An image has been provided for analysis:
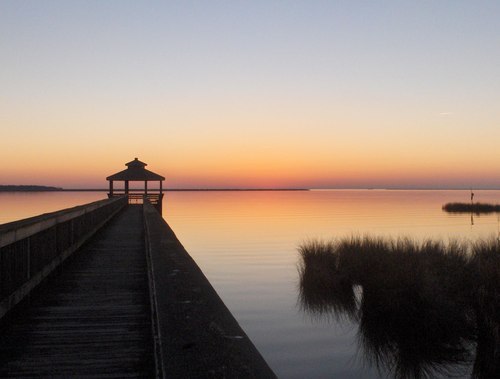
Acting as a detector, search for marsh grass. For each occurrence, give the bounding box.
[443,202,500,214]
[298,236,500,379]
[298,240,359,320]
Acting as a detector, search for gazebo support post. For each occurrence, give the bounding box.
[157,180,164,215]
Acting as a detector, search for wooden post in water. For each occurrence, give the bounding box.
[106,158,165,214]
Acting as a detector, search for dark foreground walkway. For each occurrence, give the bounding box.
[0,205,153,377]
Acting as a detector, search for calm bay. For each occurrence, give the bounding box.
[2,189,500,378]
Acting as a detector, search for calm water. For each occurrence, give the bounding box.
[2,190,500,378]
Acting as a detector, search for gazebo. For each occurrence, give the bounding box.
[106,158,165,214]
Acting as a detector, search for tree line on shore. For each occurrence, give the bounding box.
[0,185,62,192]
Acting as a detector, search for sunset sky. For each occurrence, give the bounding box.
[1,1,499,189]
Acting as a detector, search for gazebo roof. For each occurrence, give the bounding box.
[106,158,165,181]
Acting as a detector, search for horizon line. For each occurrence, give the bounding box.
[6,188,500,192]
[2,185,500,192]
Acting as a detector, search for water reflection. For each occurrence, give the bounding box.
[298,238,500,378]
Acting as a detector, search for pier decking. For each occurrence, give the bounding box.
[0,201,276,378]
[0,205,153,377]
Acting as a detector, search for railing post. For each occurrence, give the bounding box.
[27,238,30,281]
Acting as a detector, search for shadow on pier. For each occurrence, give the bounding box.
[0,199,275,378]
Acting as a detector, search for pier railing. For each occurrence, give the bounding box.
[0,196,127,320]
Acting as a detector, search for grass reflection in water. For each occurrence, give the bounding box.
[298,237,500,379]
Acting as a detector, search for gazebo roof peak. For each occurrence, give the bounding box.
[126,158,147,168]
[106,158,165,181]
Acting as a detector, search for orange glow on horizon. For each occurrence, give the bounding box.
[3,127,500,189]
[3,153,500,189]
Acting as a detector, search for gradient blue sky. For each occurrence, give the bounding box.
[1,1,499,188]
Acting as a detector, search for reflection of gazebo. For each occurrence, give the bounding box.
[106,158,165,214]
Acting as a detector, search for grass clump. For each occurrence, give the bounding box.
[298,236,500,379]
[443,202,500,214]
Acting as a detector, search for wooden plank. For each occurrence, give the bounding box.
[0,205,154,378]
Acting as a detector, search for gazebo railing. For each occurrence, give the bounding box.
[110,193,163,205]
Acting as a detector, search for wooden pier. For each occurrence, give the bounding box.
[0,200,276,378]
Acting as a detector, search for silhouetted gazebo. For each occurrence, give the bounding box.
[106,158,165,213]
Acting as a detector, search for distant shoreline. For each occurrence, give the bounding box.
[2,186,500,192]
[0,186,310,192]
[0,185,63,192]
[64,188,311,192]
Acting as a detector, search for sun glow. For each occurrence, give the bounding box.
[1,2,499,189]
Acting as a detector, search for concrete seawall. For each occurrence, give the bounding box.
[144,201,276,378]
